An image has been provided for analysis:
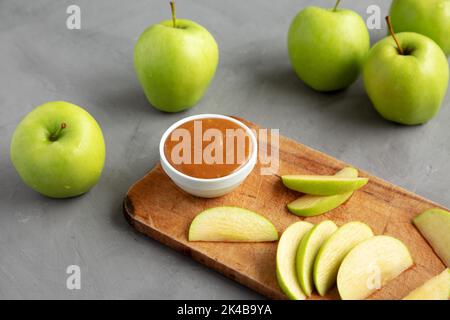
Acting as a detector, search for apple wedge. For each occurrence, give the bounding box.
[337,236,413,300]
[296,220,338,296]
[313,221,374,296]
[413,208,450,267]
[188,207,278,242]
[287,167,358,217]
[276,221,313,300]
[282,175,368,196]
[403,268,450,300]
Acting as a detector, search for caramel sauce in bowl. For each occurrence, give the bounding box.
[159,114,257,198]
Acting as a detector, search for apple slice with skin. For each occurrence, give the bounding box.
[296,220,338,296]
[403,268,450,300]
[276,221,314,300]
[287,167,358,217]
[281,175,368,196]
[188,207,278,242]
[413,208,450,267]
[337,235,413,300]
[314,221,374,296]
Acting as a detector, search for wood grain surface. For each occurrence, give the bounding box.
[123,118,448,300]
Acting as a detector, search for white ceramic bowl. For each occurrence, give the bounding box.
[159,114,257,198]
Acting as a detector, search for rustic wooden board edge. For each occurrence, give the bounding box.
[123,194,285,300]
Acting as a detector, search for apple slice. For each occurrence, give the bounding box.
[313,221,373,296]
[403,268,450,300]
[188,207,278,242]
[282,174,368,196]
[296,220,338,296]
[337,236,413,300]
[287,167,358,217]
[276,221,314,300]
[413,208,450,267]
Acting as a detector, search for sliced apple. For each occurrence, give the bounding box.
[313,221,374,296]
[188,207,278,242]
[413,208,450,267]
[334,167,358,178]
[282,174,368,196]
[403,268,450,300]
[287,167,358,217]
[337,236,413,300]
[296,220,338,296]
[276,221,314,300]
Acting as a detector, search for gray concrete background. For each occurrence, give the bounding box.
[0,0,449,299]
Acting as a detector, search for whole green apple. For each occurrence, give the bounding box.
[134,2,219,112]
[414,208,450,267]
[390,0,450,55]
[337,236,413,300]
[10,101,106,198]
[287,1,370,91]
[363,26,449,125]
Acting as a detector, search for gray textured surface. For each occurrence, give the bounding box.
[0,0,449,299]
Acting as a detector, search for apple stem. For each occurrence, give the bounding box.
[50,122,67,141]
[333,0,341,11]
[385,16,404,55]
[170,1,177,28]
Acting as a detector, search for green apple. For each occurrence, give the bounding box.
[287,0,370,91]
[134,2,219,112]
[413,208,450,267]
[287,167,358,216]
[403,268,450,300]
[313,221,373,296]
[188,207,278,242]
[296,220,338,296]
[337,236,413,300]
[276,221,313,300]
[363,18,449,125]
[282,175,368,196]
[390,0,450,55]
[10,101,105,198]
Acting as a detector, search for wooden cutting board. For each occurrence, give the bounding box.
[123,117,447,300]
